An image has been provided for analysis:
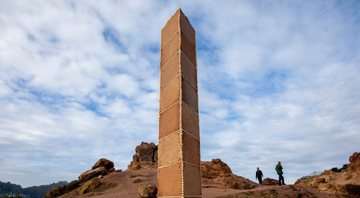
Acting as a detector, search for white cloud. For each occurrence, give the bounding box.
[0,0,359,187]
[106,74,140,97]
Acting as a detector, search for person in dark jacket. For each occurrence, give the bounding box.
[255,167,264,184]
[275,161,285,185]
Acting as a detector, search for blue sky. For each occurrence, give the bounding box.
[0,0,360,187]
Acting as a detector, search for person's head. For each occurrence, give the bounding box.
[278,161,281,164]
[257,167,260,170]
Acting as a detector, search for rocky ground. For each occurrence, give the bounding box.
[216,185,338,198]
[295,152,360,197]
[46,142,359,198]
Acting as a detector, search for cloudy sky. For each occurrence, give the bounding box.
[1,0,360,187]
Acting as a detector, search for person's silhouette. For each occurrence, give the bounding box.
[255,167,263,184]
[275,161,285,185]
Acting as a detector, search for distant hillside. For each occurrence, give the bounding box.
[0,181,67,198]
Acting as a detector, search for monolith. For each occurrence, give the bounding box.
[157,9,202,198]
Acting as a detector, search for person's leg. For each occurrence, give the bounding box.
[259,177,262,184]
[278,174,281,186]
[281,175,285,185]
[279,175,284,185]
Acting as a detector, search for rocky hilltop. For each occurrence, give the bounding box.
[46,142,359,198]
[201,159,256,189]
[127,143,256,190]
[47,142,257,198]
[296,152,360,197]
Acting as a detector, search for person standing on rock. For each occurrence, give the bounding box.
[275,161,285,186]
[255,167,263,184]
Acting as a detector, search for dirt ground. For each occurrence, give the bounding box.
[60,169,337,198]
[212,185,338,198]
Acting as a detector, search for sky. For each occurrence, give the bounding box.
[0,0,360,187]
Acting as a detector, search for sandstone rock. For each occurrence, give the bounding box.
[128,142,157,170]
[201,158,232,179]
[262,178,278,185]
[295,152,360,197]
[343,184,360,196]
[349,152,360,164]
[77,177,101,195]
[78,167,108,182]
[133,178,143,183]
[137,142,157,162]
[138,183,157,198]
[153,149,158,162]
[349,152,360,172]
[314,177,326,184]
[77,158,114,183]
[339,164,349,172]
[92,158,114,171]
[201,159,256,189]
[128,154,141,170]
[331,167,340,172]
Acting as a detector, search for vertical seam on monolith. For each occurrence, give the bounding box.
[178,12,185,198]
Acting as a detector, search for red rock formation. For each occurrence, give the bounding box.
[138,183,157,198]
[92,158,114,171]
[78,167,108,183]
[78,158,114,182]
[296,152,360,197]
[128,142,157,170]
[349,152,360,172]
[201,159,256,189]
[262,178,278,185]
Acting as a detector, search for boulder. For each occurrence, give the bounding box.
[343,184,360,196]
[138,183,157,198]
[136,142,157,163]
[92,158,114,171]
[128,154,141,170]
[262,178,278,185]
[128,142,157,170]
[201,158,232,179]
[339,164,349,172]
[78,167,108,182]
[349,152,360,172]
[349,152,360,164]
[77,177,101,195]
[201,159,256,189]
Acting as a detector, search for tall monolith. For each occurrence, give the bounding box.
[157,9,202,198]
